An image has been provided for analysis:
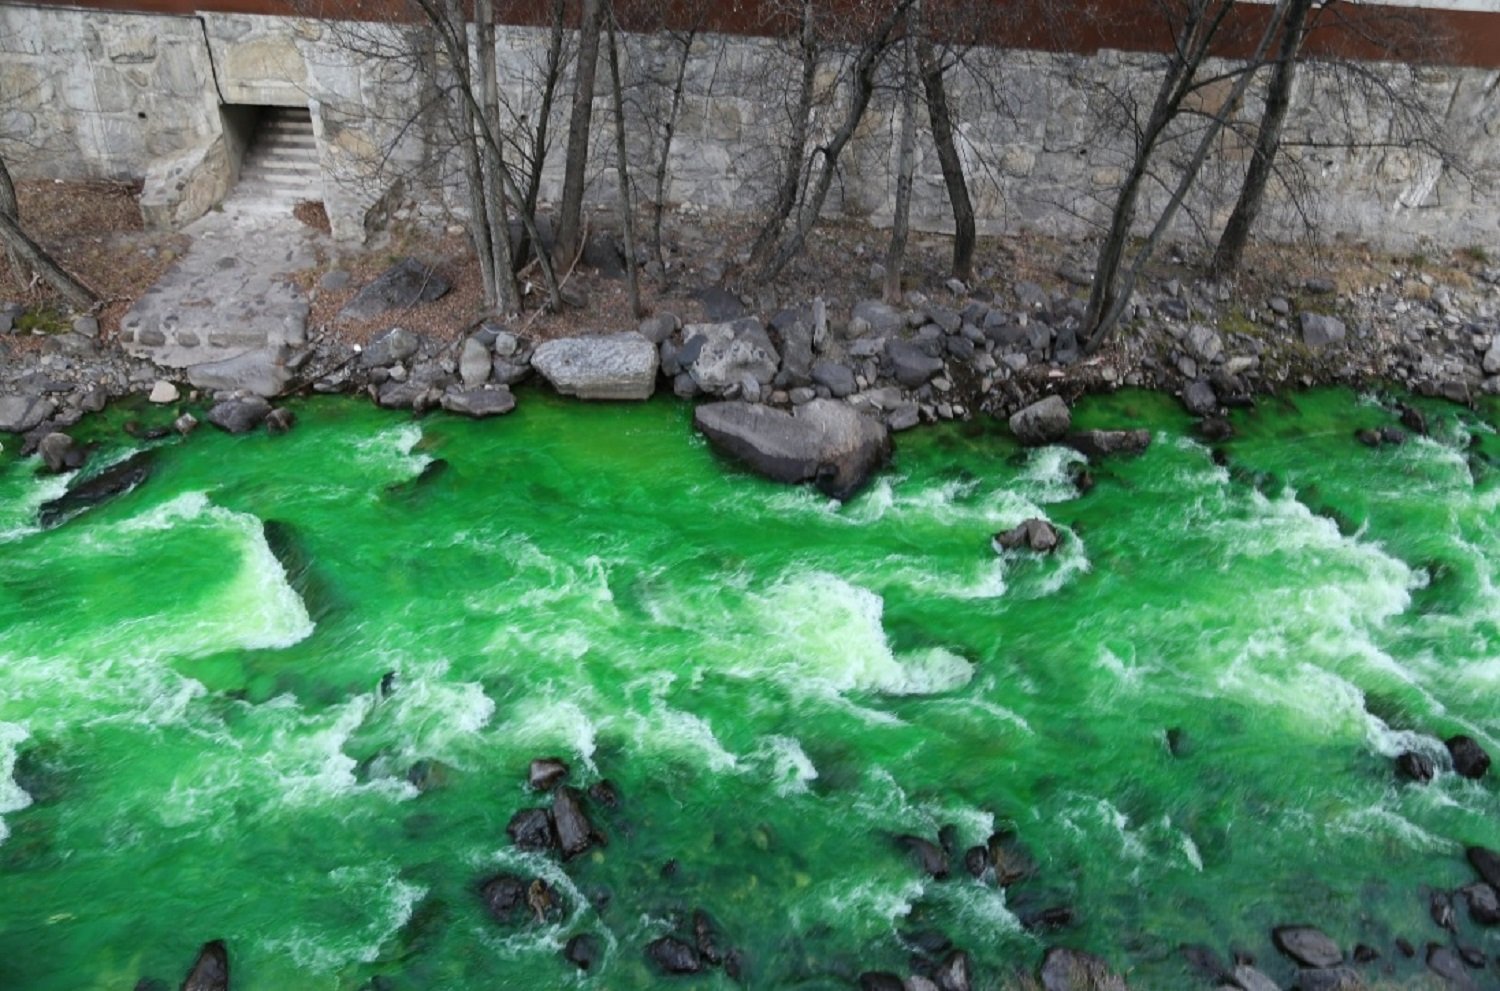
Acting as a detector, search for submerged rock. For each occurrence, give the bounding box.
[531,332,659,401]
[1009,396,1071,446]
[180,940,230,991]
[1395,751,1434,784]
[693,399,890,501]
[38,432,83,474]
[1446,735,1490,779]
[932,950,972,991]
[1065,429,1151,459]
[564,933,602,971]
[646,936,703,975]
[1467,846,1500,889]
[528,757,569,791]
[440,386,516,418]
[1039,947,1128,991]
[552,786,597,859]
[1464,882,1500,926]
[38,449,155,528]
[859,972,906,991]
[1271,926,1343,969]
[1425,944,1473,987]
[1295,966,1362,991]
[479,873,561,925]
[896,834,950,879]
[994,519,1060,554]
[506,807,556,852]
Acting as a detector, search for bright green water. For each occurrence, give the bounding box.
[0,390,1497,990]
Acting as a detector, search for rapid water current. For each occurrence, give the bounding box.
[0,389,1496,990]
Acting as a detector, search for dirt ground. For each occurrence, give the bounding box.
[6,181,1490,357]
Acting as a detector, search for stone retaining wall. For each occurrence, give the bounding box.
[2,6,1497,250]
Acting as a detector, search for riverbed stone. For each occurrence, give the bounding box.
[1464,882,1500,926]
[811,359,857,398]
[459,337,491,387]
[1272,926,1343,969]
[1065,429,1151,458]
[851,299,905,336]
[1183,378,1218,416]
[339,257,449,321]
[1009,395,1071,446]
[1395,750,1435,783]
[532,332,659,401]
[528,757,569,791]
[1468,846,1500,888]
[179,940,229,991]
[1039,947,1128,991]
[685,318,780,395]
[506,807,556,852]
[693,399,891,500]
[552,786,596,859]
[359,327,421,369]
[186,348,295,398]
[0,393,55,434]
[995,518,1060,553]
[887,339,945,387]
[1446,734,1490,778]
[148,380,180,404]
[1301,313,1347,349]
[647,936,702,975]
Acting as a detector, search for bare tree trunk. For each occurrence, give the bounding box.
[444,0,499,310]
[605,5,642,318]
[914,2,974,282]
[747,0,816,275]
[476,0,517,315]
[884,29,917,305]
[0,154,24,285]
[556,0,604,267]
[758,0,916,283]
[0,213,97,311]
[517,0,567,270]
[1086,0,1294,348]
[651,22,699,275]
[1210,0,1315,279]
[1081,0,1237,346]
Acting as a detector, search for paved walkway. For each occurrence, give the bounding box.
[119,190,325,396]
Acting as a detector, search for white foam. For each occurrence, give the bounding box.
[751,735,819,795]
[354,423,432,480]
[0,460,70,543]
[1329,804,1454,853]
[259,865,427,972]
[0,722,32,846]
[506,698,600,773]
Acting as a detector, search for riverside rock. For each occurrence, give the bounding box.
[685,319,780,394]
[896,835,950,879]
[693,399,890,500]
[38,432,82,474]
[0,393,56,434]
[1065,430,1151,459]
[1039,947,1128,991]
[531,332,658,401]
[206,397,272,434]
[459,337,492,388]
[339,258,449,321]
[440,387,516,418]
[1301,313,1347,349]
[528,758,569,791]
[1271,926,1343,968]
[359,327,422,369]
[552,786,597,859]
[995,519,1060,553]
[1009,396,1071,446]
[38,450,155,528]
[1445,735,1490,778]
[180,940,229,991]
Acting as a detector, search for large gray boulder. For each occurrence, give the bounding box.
[0,393,55,434]
[186,348,295,398]
[693,399,891,500]
[1301,313,1347,349]
[532,332,659,400]
[1009,396,1072,446]
[206,397,272,434]
[685,318,781,395]
[181,939,229,991]
[851,299,906,336]
[886,339,944,388]
[339,258,449,321]
[459,337,492,388]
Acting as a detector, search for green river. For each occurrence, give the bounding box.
[0,389,1496,990]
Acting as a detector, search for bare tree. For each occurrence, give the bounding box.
[1080,0,1298,350]
[555,0,605,267]
[883,16,918,304]
[604,2,643,317]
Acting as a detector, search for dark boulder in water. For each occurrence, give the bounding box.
[1197,417,1234,442]
[987,831,1035,887]
[963,845,990,879]
[895,835,950,879]
[933,950,972,991]
[564,933,602,971]
[1395,938,1415,958]
[1271,926,1343,969]
[1064,429,1151,459]
[38,432,85,474]
[1431,891,1457,932]
[588,779,622,808]
[1021,905,1074,932]
[1399,405,1428,436]
[693,399,891,501]
[1446,735,1490,779]
[479,873,561,925]
[264,407,296,435]
[1467,847,1500,888]
[1463,882,1500,926]
[647,936,703,975]
[1228,964,1279,991]
[1177,944,1226,981]
[38,449,155,528]
[1039,947,1128,991]
[506,807,556,852]
[693,909,724,966]
[858,972,906,991]
[1009,396,1071,446]
[180,940,230,991]
[1395,751,1434,783]
[528,757,569,791]
[206,397,271,434]
[553,786,597,859]
[1352,944,1379,964]
[994,518,1060,554]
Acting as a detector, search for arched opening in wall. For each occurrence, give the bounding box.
[227,104,323,213]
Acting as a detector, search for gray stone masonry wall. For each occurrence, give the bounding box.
[2,8,1497,251]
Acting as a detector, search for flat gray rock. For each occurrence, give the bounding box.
[1272,926,1343,969]
[441,386,516,418]
[0,393,56,434]
[206,397,272,434]
[531,332,659,401]
[186,348,295,398]
[339,257,449,321]
[359,327,422,369]
[851,299,906,336]
[1301,313,1347,349]
[693,398,890,500]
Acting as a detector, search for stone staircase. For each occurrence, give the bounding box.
[231,106,322,211]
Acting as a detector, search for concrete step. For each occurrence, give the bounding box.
[242,158,320,176]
